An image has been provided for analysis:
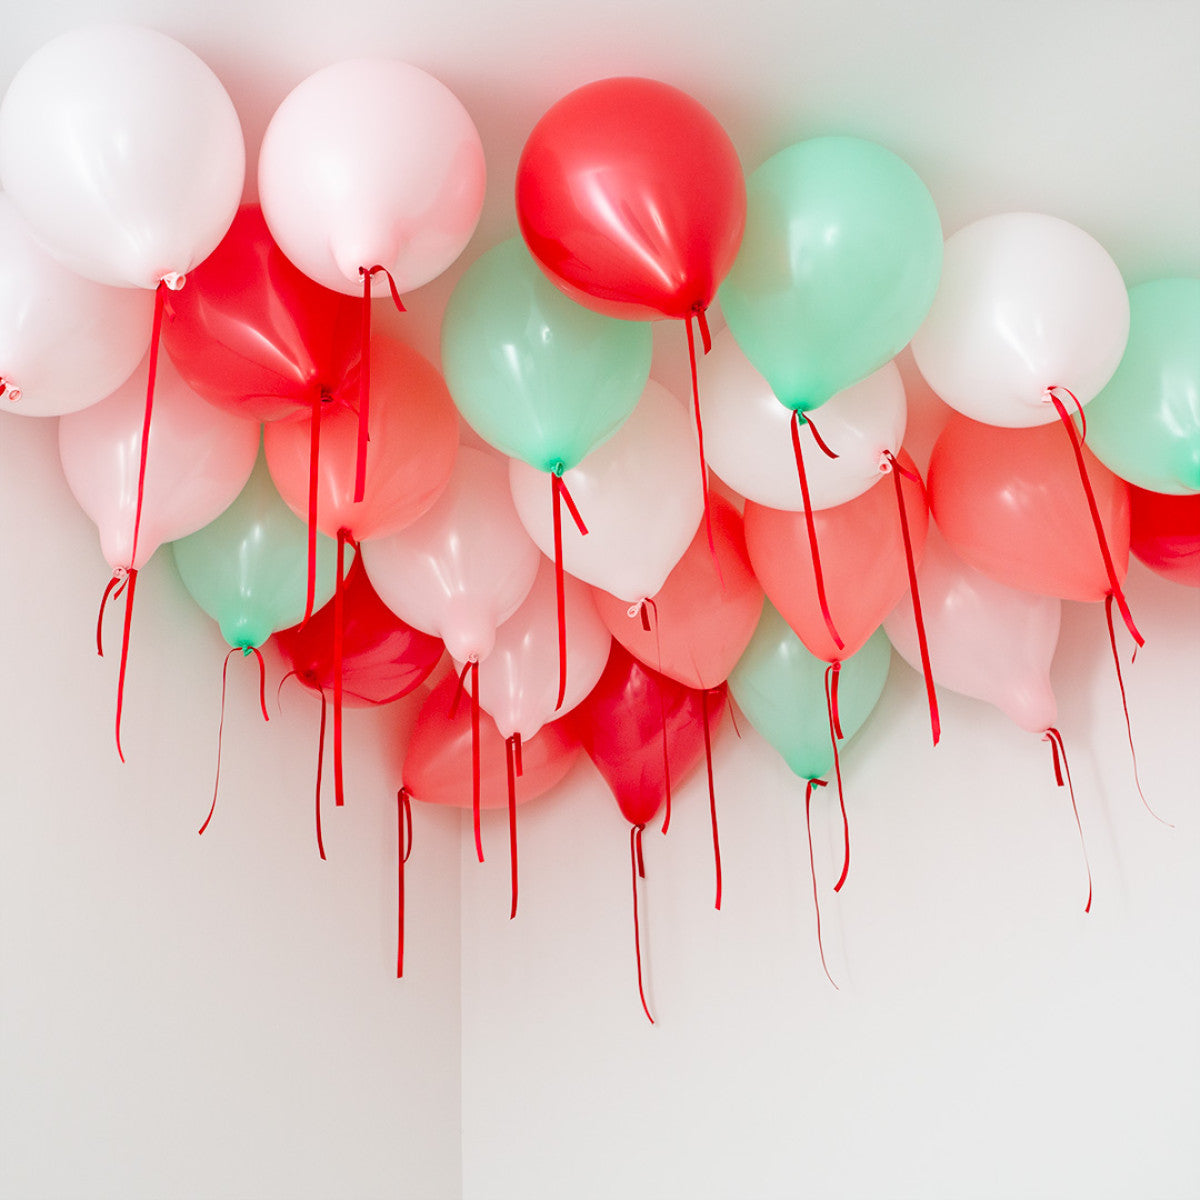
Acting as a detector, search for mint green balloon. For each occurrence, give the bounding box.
[441,237,652,473]
[172,451,342,650]
[718,136,942,411]
[728,600,891,780]
[1083,278,1200,495]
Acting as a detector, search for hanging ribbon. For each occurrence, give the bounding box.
[685,304,719,570]
[701,687,723,911]
[883,450,941,746]
[314,691,328,861]
[630,823,654,1025]
[332,528,352,807]
[629,598,675,836]
[451,658,483,862]
[804,778,838,990]
[824,660,844,741]
[1044,727,1093,914]
[199,646,270,837]
[505,733,523,920]
[356,264,407,505]
[111,568,138,764]
[1046,387,1143,647]
[301,388,326,628]
[824,662,850,892]
[789,409,844,654]
[550,468,588,711]
[396,787,413,979]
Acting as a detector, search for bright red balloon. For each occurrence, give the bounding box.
[745,457,928,662]
[162,203,361,422]
[927,414,1130,601]
[516,77,746,321]
[1129,485,1200,587]
[592,490,763,689]
[403,674,581,811]
[570,643,727,827]
[274,554,444,707]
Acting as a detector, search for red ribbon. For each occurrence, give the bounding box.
[550,470,588,712]
[824,660,844,741]
[396,787,413,978]
[314,691,328,861]
[451,659,483,862]
[630,823,654,1025]
[789,409,844,654]
[1044,727,1093,914]
[701,687,722,911]
[332,529,352,807]
[113,568,139,764]
[825,663,850,892]
[804,778,838,990]
[301,388,325,628]
[505,733,522,920]
[685,306,720,572]
[631,598,675,836]
[356,264,408,505]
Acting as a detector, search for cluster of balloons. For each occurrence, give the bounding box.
[2,26,1197,1011]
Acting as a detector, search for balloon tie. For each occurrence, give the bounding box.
[804,779,839,989]
[551,470,588,712]
[1104,596,1171,826]
[790,410,844,653]
[825,662,850,892]
[505,734,521,920]
[630,824,655,1025]
[701,686,723,910]
[1046,389,1142,648]
[332,529,352,807]
[96,569,129,658]
[686,308,720,576]
[314,691,328,861]
[113,568,139,763]
[396,787,413,978]
[450,659,484,863]
[883,450,940,745]
[824,660,845,741]
[301,389,325,627]
[1044,727,1093,913]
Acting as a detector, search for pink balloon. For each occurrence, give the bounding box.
[360,448,541,664]
[884,524,1061,732]
[58,350,260,570]
[465,556,612,740]
[508,380,704,602]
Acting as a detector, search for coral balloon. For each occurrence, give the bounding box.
[592,491,763,690]
[927,414,1130,601]
[404,675,580,811]
[162,204,361,423]
[884,526,1061,733]
[1129,486,1200,588]
[744,451,928,661]
[516,77,745,321]
[265,335,458,542]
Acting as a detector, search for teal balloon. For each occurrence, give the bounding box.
[441,237,653,473]
[718,136,942,411]
[728,600,891,780]
[1083,278,1200,495]
[172,450,342,650]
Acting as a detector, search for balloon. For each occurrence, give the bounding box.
[172,453,341,650]
[0,195,153,417]
[570,643,727,828]
[927,414,1130,601]
[1129,486,1200,588]
[0,25,243,289]
[744,451,928,661]
[466,557,610,740]
[274,554,443,707]
[258,59,485,297]
[729,603,891,781]
[910,212,1129,427]
[699,327,907,510]
[718,136,942,412]
[1083,278,1200,494]
[441,237,652,472]
[515,77,745,322]
[264,336,459,542]
[509,381,704,602]
[884,526,1061,733]
[360,448,541,664]
[592,490,763,690]
[404,674,580,811]
[58,351,261,571]
[162,204,362,423]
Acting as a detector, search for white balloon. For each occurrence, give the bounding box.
[258,59,486,297]
[699,327,907,510]
[0,195,153,416]
[910,212,1129,427]
[509,380,704,603]
[0,25,244,290]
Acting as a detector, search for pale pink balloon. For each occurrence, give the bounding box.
[883,524,1061,733]
[58,350,261,570]
[360,448,541,663]
[462,556,611,740]
[508,380,704,603]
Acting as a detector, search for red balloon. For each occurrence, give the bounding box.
[162,204,361,422]
[1130,485,1200,587]
[404,674,581,811]
[570,643,727,827]
[274,554,443,707]
[516,77,746,321]
[592,490,763,689]
[745,457,928,662]
[927,414,1130,601]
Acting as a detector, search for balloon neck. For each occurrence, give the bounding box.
[160,272,186,292]
[0,377,19,403]
[552,460,566,478]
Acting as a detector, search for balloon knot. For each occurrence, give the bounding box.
[552,460,566,478]
[161,272,186,291]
